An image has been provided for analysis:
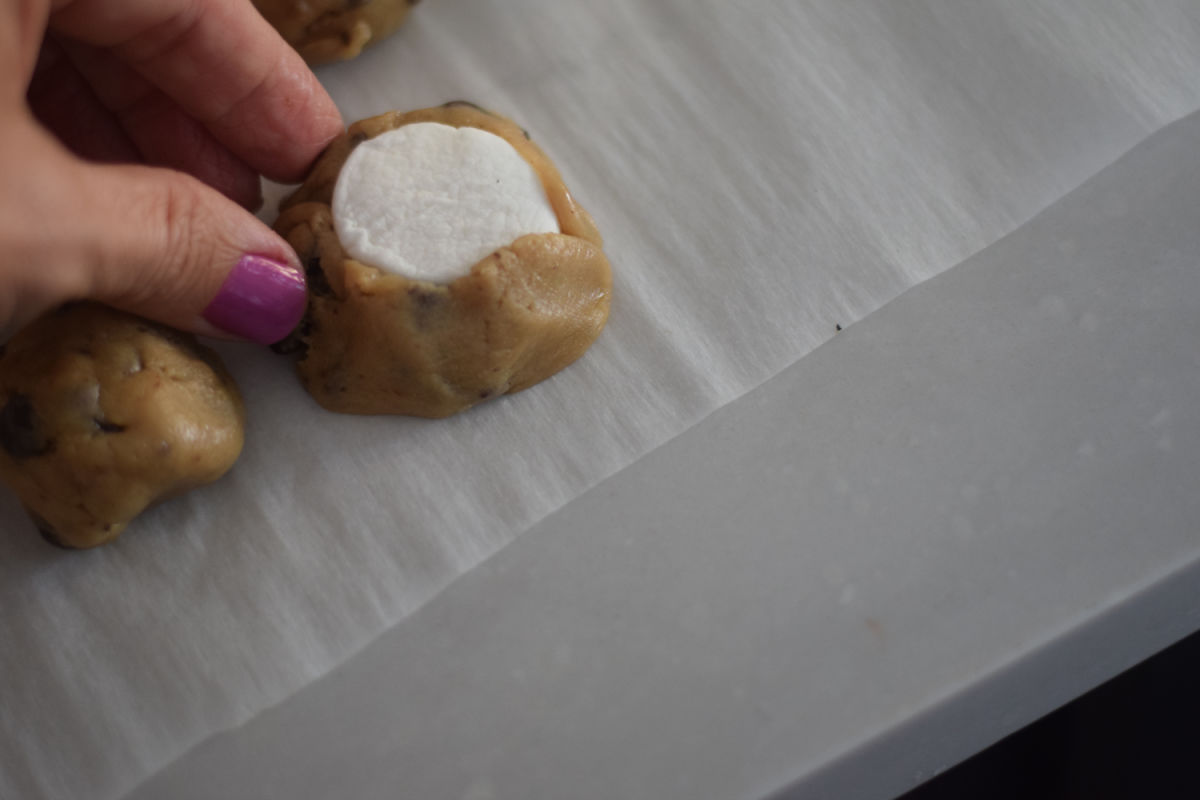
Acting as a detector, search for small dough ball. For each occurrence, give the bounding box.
[274,103,612,418]
[0,304,246,549]
[252,0,420,65]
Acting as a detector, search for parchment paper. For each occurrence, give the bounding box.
[3,2,1199,798]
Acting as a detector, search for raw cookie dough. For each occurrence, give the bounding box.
[0,304,246,549]
[274,103,613,418]
[253,0,419,65]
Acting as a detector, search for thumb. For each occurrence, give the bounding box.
[71,158,306,345]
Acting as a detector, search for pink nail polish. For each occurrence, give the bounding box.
[203,254,307,344]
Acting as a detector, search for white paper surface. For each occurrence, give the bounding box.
[2,2,1199,798]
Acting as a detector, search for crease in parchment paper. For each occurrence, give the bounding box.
[3,1,1200,798]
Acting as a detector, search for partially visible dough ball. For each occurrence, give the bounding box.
[0,304,246,549]
[274,103,613,418]
[253,0,420,65]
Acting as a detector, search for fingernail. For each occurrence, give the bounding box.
[203,254,306,344]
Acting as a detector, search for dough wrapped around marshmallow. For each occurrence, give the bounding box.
[252,0,419,65]
[0,304,246,549]
[274,103,612,418]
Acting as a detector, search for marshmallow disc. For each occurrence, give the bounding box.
[332,122,561,283]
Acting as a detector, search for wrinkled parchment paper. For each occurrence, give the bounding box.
[3,2,1200,797]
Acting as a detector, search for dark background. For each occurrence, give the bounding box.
[901,628,1200,799]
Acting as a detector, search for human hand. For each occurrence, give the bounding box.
[1,0,343,343]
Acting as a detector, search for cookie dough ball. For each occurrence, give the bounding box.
[253,0,419,65]
[0,304,246,549]
[274,103,612,418]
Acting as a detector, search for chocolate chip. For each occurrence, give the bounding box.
[406,287,444,330]
[0,394,53,460]
[39,526,76,550]
[27,511,78,550]
[270,332,307,357]
[271,313,314,357]
[407,286,442,310]
[306,256,333,298]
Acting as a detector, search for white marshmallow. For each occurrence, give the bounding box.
[332,122,561,284]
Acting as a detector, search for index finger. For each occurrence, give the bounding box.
[49,0,344,182]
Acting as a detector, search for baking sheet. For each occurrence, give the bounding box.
[3,2,1200,798]
[126,108,1200,800]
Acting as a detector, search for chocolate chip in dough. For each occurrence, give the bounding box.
[38,525,77,550]
[93,418,127,434]
[0,394,53,460]
[306,256,334,298]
